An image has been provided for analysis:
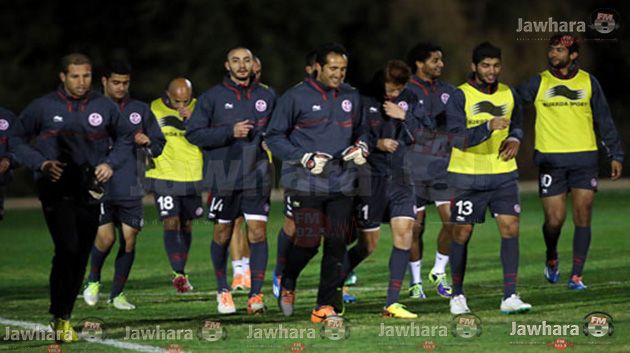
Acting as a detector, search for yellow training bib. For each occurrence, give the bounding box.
[448,82,517,175]
[534,69,595,153]
[145,98,203,182]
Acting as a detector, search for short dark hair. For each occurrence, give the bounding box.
[60,53,91,73]
[407,42,442,70]
[305,50,317,67]
[472,42,501,64]
[103,60,132,78]
[315,42,348,67]
[549,33,579,54]
[225,46,252,60]
[384,60,411,86]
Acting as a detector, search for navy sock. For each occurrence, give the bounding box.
[500,237,519,298]
[249,241,268,296]
[343,243,368,274]
[543,225,561,262]
[182,230,192,253]
[281,245,318,291]
[450,241,468,296]
[571,226,591,277]
[210,240,230,291]
[164,230,187,274]
[111,248,135,298]
[385,247,410,307]
[274,229,292,275]
[88,246,110,282]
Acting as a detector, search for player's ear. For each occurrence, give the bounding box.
[59,72,66,83]
[470,63,476,73]
[224,61,230,72]
[570,51,578,61]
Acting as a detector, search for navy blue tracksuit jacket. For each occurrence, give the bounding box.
[265,78,366,194]
[186,76,276,194]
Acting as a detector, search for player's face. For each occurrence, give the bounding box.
[102,73,130,101]
[384,82,405,100]
[548,44,576,69]
[316,53,348,89]
[167,89,191,109]
[472,58,501,85]
[60,64,92,97]
[421,51,444,79]
[225,48,254,83]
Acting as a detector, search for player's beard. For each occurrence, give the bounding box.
[549,57,570,70]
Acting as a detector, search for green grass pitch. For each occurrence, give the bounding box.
[1,190,629,352]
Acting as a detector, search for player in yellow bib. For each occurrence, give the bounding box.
[517,34,624,290]
[446,42,532,315]
[145,78,204,293]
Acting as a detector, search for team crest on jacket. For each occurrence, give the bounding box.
[255,99,267,112]
[397,101,409,112]
[129,112,142,125]
[441,93,450,104]
[0,119,8,131]
[88,113,103,127]
[341,99,352,112]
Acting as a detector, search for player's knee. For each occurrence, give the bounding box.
[544,216,564,231]
[163,217,180,231]
[248,226,266,243]
[452,225,472,244]
[500,223,519,238]
[213,223,232,245]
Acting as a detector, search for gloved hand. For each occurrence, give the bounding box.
[341,140,369,165]
[301,152,333,175]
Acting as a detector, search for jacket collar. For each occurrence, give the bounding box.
[466,72,498,94]
[305,77,339,101]
[548,61,580,80]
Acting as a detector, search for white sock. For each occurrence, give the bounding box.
[232,260,243,276]
[242,257,250,272]
[409,260,421,285]
[432,252,449,274]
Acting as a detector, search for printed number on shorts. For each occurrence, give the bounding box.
[541,174,553,188]
[157,196,174,211]
[455,200,473,216]
[361,204,369,220]
[209,197,224,212]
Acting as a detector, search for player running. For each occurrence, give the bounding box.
[83,61,165,310]
[186,46,276,315]
[146,78,204,293]
[405,42,456,300]
[446,42,532,315]
[517,34,624,290]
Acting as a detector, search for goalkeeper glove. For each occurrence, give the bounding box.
[341,140,369,165]
[301,152,332,175]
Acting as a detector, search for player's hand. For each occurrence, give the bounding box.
[498,138,520,161]
[376,138,399,153]
[40,160,65,182]
[134,132,151,146]
[488,117,510,131]
[383,101,406,120]
[611,160,623,181]
[178,107,192,120]
[94,163,113,183]
[233,120,254,138]
[0,157,10,175]
[342,140,369,165]
[301,152,332,175]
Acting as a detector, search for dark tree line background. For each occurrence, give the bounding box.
[1,0,627,195]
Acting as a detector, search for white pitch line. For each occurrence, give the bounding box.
[0,317,182,353]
